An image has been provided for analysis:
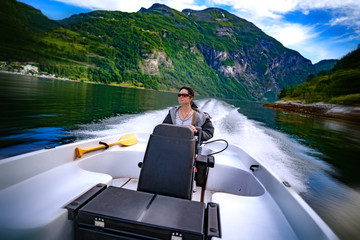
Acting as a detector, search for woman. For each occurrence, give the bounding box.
[163,86,214,141]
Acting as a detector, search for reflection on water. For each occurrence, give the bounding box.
[0,73,179,158]
[251,106,360,240]
[304,170,360,240]
[274,112,360,185]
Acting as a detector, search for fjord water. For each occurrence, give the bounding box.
[1,73,359,239]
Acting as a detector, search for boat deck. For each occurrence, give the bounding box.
[111,177,214,203]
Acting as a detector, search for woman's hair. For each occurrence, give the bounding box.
[179,86,198,109]
[179,86,194,97]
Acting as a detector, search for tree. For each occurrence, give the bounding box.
[278,87,287,99]
[306,74,315,82]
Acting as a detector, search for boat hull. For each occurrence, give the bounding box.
[0,133,338,240]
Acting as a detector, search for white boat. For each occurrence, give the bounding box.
[0,124,338,240]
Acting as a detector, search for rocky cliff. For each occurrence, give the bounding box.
[183,7,315,100]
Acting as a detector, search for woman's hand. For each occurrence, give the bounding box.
[189,125,198,133]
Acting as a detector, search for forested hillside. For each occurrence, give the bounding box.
[314,59,337,73]
[0,0,58,61]
[278,46,360,105]
[1,0,318,100]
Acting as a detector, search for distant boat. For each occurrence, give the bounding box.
[0,124,338,240]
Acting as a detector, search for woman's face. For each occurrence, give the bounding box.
[178,89,193,105]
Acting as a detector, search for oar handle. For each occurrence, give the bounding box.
[75,145,106,158]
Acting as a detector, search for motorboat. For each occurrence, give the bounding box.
[0,124,338,240]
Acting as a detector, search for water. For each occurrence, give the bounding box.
[0,73,180,157]
[1,73,359,239]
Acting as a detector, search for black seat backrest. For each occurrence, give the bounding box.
[137,124,196,199]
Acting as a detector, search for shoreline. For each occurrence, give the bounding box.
[0,71,209,96]
[0,70,76,82]
[263,100,360,124]
[0,70,178,93]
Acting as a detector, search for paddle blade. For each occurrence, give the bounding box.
[119,133,137,146]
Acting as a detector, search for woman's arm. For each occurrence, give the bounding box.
[200,118,214,141]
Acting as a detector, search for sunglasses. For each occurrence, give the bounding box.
[178,93,190,98]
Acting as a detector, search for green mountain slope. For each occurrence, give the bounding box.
[0,0,316,100]
[0,0,58,61]
[314,59,338,73]
[278,46,360,105]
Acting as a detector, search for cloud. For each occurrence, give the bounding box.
[262,22,318,46]
[217,0,360,62]
[329,8,360,32]
[296,0,359,11]
[253,19,325,62]
[212,0,297,18]
[55,0,207,12]
[227,0,360,30]
[161,0,208,11]
[258,19,355,63]
[209,0,360,34]
[54,0,153,12]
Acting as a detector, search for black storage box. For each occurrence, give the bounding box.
[74,187,206,240]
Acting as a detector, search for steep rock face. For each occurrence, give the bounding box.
[265,51,314,87]
[198,44,247,77]
[186,7,315,100]
[139,50,173,75]
[197,42,313,99]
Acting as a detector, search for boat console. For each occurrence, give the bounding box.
[66,124,221,239]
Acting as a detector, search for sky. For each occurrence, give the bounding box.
[18,0,360,64]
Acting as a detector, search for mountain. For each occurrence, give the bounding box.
[182,7,315,100]
[314,59,338,73]
[0,0,316,101]
[278,46,360,105]
[0,0,58,61]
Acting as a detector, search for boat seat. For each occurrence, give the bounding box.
[137,124,196,199]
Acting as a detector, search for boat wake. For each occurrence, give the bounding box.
[72,98,335,194]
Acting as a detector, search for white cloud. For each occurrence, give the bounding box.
[210,0,360,17]
[254,19,326,62]
[296,0,359,10]
[161,0,207,11]
[292,40,353,63]
[210,0,360,31]
[261,22,318,46]
[55,0,207,12]
[54,0,153,12]
[220,0,360,62]
[329,8,360,31]
[209,0,297,14]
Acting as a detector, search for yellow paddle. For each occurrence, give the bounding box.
[75,133,137,158]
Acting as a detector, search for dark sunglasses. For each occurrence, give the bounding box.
[178,94,190,98]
